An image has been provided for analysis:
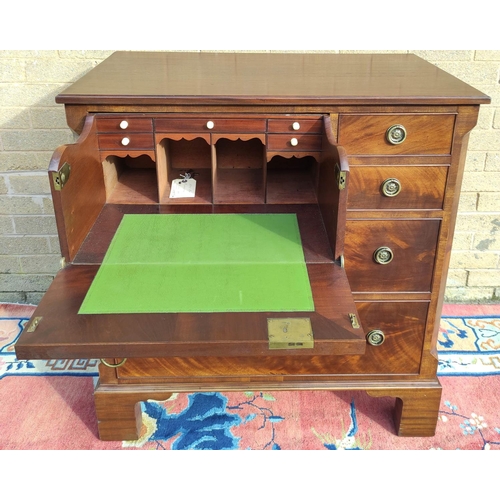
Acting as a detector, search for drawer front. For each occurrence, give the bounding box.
[98,133,154,151]
[155,118,266,133]
[338,114,455,155]
[348,166,448,210]
[267,117,323,134]
[267,134,322,152]
[96,117,153,133]
[353,300,427,374]
[344,219,440,292]
[114,300,427,379]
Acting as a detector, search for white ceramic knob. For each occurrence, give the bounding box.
[119,120,129,130]
[121,137,130,146]
[290,137,298,147]
[206,121,215,129]
[292,121,300,131]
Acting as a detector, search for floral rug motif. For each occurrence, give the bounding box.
[437,315,500,376]
[2,302,500,450]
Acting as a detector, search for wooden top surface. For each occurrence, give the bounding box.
[56,51,490,106]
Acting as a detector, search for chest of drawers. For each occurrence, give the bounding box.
[15,52,490,440]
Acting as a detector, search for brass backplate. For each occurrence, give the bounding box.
[26,316,42,333]
[52,162,71,191]
[335,163,346,190]
[349,313,360,329]
[268,318,314,349]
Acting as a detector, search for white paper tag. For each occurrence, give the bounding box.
[169,178,196,198]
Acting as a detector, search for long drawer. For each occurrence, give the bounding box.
[112,301,428,379]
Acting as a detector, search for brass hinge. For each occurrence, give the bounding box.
[52,162,71,191]
[349,313,360,329]
[336,163,346,190]
[26,316,42,333]
[268,318,314,350]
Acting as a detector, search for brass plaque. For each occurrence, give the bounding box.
[268,318,313,350]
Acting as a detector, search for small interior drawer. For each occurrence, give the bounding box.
[348,165,448,210]
[267,134,322,151]
[98,133,154,151]
[338,113,455,156]
[155,118,266,133]
[267,117,323,134]
[96,117,153,133]
[344,219,440,292]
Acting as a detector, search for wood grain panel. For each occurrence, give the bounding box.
[344,219,440,292]
[56,52,490,106]
[348,166,448,210]
[339,114,455,155]
[48,115,106,262]
[15,262,365,360]
[115,301,427,380]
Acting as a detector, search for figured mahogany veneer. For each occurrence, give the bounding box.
[344,219,441,292]
[348,166,448,210]
[15,52,490,440]
[338,114,456,156]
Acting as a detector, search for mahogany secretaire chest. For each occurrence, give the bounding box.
[15,52,490,440]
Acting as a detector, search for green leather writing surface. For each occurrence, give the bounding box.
[78,213,314,314]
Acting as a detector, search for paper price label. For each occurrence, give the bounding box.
[169,178,196,198]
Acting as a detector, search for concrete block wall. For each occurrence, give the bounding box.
[1,50,499,304]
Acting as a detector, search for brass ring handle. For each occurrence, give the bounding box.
[100,358,127,368]
[373,246,394,265]
[366,330,385,346]
[386,124,407,145]
[381,178,401,197]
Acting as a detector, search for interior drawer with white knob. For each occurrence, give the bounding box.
[338,113,455,156]
[96,117,153,133]
[97,133,155,151]
[155,118,266,133]
[267,117,323,134]
[267,134,322,152]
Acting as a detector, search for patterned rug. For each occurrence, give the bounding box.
[1,302,500,450]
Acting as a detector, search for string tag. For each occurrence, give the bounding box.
[169,172,196,198]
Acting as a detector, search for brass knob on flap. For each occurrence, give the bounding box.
[381,178,401,197]
[374,246,394,265]
[366,330,385,346]
[386,124,407,145]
